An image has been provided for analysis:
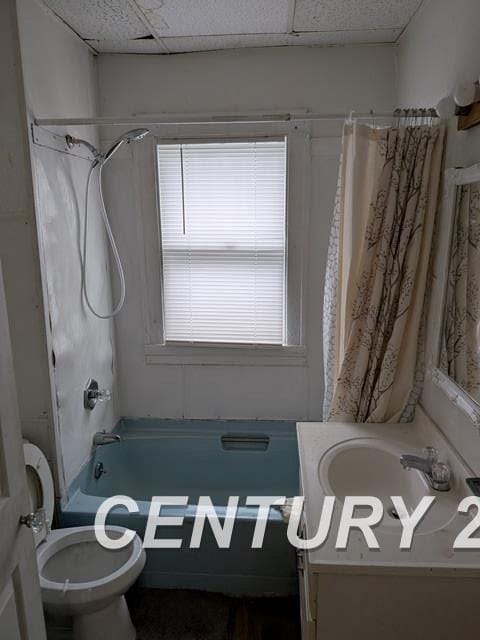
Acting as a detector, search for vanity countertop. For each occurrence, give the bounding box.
[297,419,480,575]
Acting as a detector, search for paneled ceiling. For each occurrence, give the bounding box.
[41,0,424,54]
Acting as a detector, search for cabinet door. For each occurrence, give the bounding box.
[298,550,316,640]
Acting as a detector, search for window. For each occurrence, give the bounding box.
[157,139,287,345]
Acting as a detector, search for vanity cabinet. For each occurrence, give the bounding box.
[297,420,480,640]
[299,558,480,639]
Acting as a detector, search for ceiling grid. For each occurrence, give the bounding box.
[40,0,424,54]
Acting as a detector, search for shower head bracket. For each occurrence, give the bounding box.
[65,134,101,160]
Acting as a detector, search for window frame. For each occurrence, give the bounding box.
[133,121,310,366]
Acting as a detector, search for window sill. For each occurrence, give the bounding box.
[144,342,307,366]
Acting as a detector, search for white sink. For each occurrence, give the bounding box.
[318,437,458,532]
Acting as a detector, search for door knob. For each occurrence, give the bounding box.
[20,508,46,533]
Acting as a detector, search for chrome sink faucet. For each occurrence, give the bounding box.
[400,447,452,491]
[93,430,121,446]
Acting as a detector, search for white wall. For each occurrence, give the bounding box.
[16,0,118,491]
[397,0,480,473]
[97,46,396,421]
[0,0,54,472]
[397,0,480,169]
[98,46,395,118]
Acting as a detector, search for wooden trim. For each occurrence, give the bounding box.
[458,102,480,131]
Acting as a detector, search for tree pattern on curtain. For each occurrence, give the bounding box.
[324,123,444,423]
[441,181,480,402]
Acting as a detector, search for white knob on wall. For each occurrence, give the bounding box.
[436,94,456,119]
[454,81,477,107]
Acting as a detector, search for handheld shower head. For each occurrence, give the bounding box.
[81,126,150,319]
[66,129,150,164]
[123,128,150,142]
[102,128,150,163]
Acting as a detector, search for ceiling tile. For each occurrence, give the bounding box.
[86,38,165,53]
[293,0,423,32]
[42,0,150,39]
[134,0,291,37]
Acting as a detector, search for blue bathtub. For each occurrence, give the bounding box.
[60,419,299,596]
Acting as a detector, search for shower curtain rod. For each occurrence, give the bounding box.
[34,108,438,127]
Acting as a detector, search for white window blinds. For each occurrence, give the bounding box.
[157,139,287,344]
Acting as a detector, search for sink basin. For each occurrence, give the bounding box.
[318,437,458,532]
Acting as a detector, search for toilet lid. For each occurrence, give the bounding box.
[22,442,55,547]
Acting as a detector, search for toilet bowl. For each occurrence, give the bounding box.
[23,442,145,640]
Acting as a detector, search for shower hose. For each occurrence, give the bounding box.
[82,160,126,319]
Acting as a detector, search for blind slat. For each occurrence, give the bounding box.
[157,140,287,344]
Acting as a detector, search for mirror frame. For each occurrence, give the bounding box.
[431,162,480,429]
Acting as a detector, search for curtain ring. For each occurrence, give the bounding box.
[393,108,401,128]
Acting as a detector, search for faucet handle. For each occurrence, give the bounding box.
[423,446,439,462]
[96,389,112,402]
[432,461,452,485]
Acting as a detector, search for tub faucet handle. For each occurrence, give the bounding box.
[84,378,111,410]
[96,388,112,402]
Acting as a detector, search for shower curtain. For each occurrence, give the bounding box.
[442,181,480,402]
[323,120,445,423]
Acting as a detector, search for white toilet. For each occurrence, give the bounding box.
[23,442,146,640]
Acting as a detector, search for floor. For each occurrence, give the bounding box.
[127,588,301,640]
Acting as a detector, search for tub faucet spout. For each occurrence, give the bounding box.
[93,430,121,446]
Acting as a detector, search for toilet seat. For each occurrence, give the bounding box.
[23,441,55,547]
[36,526,145,612]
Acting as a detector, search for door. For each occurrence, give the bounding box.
[0,262,46,639]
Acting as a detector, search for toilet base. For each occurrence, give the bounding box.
[73,595,136,640]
